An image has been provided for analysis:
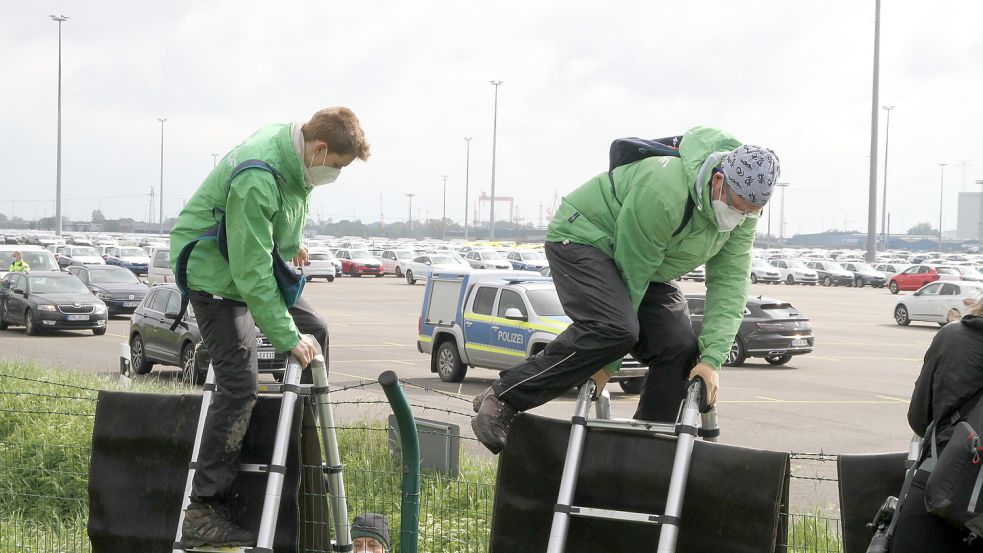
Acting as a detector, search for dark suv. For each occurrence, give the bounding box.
[128,284,288,383]
[686,293,814,366]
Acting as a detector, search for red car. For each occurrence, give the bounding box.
[334,249,384,277]
[888,264,961,294]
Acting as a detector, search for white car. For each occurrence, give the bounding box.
[295,248,337,282]
[402,254,470,285]
[464,250,512,270]
[749,258,782,284]
[894,281,983,327]
[770,259,818,285]
[874,263,912,282]
[380,249,420,277]
[681,265,705,282]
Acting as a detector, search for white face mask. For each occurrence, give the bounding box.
[306,148,341,187]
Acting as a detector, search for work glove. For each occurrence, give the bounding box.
[589,369,611,400]
[687,362,719,412]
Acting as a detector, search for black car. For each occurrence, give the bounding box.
[128,284,288,383]
[0,271,108,335]
[66,265,149,314]
[686,293,814,366]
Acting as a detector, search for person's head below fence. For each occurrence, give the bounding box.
[352,512,390,553]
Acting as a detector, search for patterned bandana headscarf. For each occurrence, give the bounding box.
[719,145,781,207]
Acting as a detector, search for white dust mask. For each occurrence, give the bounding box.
[306,148,341,187]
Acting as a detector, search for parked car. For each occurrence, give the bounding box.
[805,261,857,287]
[770,259,818,285]
[952,265,983,282]
[749,258,782,284]
[506,250,549,272]
[56,245,106,268]
[335,249,384,277]
[402,254,470,285]
[0,246,60,278]
[681,265,706,282]
[464,250,512,270]
[837,261,887,288]
[147,247,174,285]
[65,265,149,314]
[893,281,983,327]
[0,271,108,335]
[104,246,152,276]
[888,264,961,294]
[686,293,814,366]
[380,249,420,277]
[128,283,288,383]
[874,263,912,282]
[294,248,337,282]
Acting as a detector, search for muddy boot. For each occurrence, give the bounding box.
[471,387,517,455]
[181,502,255,548]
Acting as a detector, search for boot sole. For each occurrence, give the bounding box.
[470,416,504,455]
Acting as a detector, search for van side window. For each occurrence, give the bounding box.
[472,287,497,316]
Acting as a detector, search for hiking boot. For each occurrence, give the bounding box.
[471,387,517,455]
[181,502,255,548]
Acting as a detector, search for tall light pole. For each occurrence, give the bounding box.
[464,137,472,240]
[865,0,882,262]
[776,183,790,246]
[938,163,947,252]
[977,179,983,244]
[489,80,503,240]
[51,14,69,236]
[405,193,415,236]
[211,153,219,167]
[880,105,894,252]
[158,118,167,235]
[441,175,448,239]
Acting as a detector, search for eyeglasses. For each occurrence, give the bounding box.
[723,183,762,218]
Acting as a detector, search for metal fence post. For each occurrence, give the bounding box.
[378,370,420,553]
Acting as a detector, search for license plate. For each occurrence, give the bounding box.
[258,350,275,360]
[67,314,89,321]
[791,338,809,347]
[123,301,138,307]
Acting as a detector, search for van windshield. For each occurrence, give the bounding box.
[0,251,59,271]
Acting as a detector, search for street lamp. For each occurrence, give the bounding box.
[880,106,894,251]
[441,175,448,240]
[51,14,69,236]
[489,80,503,240]
[464,137,472,240]
[938,163,947,252]
[776,183,790,246]
[158,117,167,235]
[405,193,415,235]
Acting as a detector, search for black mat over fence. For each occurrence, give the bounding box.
[87,391,304,553]
[837,452,907,553]
[489,413,791,553]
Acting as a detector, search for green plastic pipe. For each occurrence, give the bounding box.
[378,370,420,553]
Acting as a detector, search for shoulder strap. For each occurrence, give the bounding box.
[672,196,695,237]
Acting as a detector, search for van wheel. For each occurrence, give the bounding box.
[618,378,644,394]
[435,341,467,382]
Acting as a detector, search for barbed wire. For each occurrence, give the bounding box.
[0,371,103,394]
[0,390,97,402]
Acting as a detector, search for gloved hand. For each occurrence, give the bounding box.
[291,334,318,368]
[589,369,611,400]
[687,362,719,412]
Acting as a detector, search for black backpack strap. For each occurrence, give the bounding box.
[607,136,683,205]
[672,196,695,237]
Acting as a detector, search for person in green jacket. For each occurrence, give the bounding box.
[472,126,780,454]
[170,107,370,547]
[8,251,30,272]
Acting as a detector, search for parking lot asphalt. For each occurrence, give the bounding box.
[0,275,929,460]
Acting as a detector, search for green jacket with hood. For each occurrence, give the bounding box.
[170,124,310,352]
[546,126,755,370]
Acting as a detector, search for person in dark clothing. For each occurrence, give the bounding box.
[891,306,983,552]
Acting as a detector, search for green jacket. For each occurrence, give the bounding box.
[170,124,310,352]
[8,260,29,272]
[546,126,756,370]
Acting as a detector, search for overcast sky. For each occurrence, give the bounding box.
[2,1,981,237]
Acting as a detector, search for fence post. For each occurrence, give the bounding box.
[378,371,420,553]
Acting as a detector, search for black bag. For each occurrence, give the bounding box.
[925,419,983,528]
[606,135,693,237]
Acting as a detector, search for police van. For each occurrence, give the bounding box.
[416,270,648,393]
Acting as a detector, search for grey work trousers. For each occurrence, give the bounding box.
[493,241,699,422]
[188,292,328,503]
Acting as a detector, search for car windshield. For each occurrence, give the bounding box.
[118,248,146,257]
[481,251,505,260]
[350,250,372,258]
[752,259,769,267]
[429,256,455,265]
[396,250,416,258]
[786,260,807,269]
[526,288,565,317]
[853,263,875,272]
[72,247,100,257]
[0,252,59,271]
[89,268,141,284]
[29,275,90,294]
[519,252,546,260]
[937,267,960,275]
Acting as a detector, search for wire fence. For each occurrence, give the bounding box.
[0,365,848,553]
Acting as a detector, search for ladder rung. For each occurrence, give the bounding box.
[569,506,663,525]
[239,463,267,474]
[256,382,313,395]
[585,418,678,435]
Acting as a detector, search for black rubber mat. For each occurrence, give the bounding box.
[87,391,303,553]
[490,412,791,553]
[837,452,906,553]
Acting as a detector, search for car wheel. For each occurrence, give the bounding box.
[348,267,358,277]
[786,275,795,285]
[406,270,416,285]
[823,276,832,286]
[855,277,865,288]
[946,308,961,324]
[0,306,7,330]
[618,377,644,394]
[24,309,39,336]
[181,343,206,384]
[889,281,899,294]
[750,273,758,284]
[375,273,384,278]
[765,353,793,366]
[92,326,107,336]
[434,340,467,382]
[326,275,335,282]
[395,267,403,278]
[723,338,747,367]
[130,334,154,374]
[894,304,911,326]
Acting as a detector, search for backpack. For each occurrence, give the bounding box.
[170,159,305,330]
[607,136,694,237]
